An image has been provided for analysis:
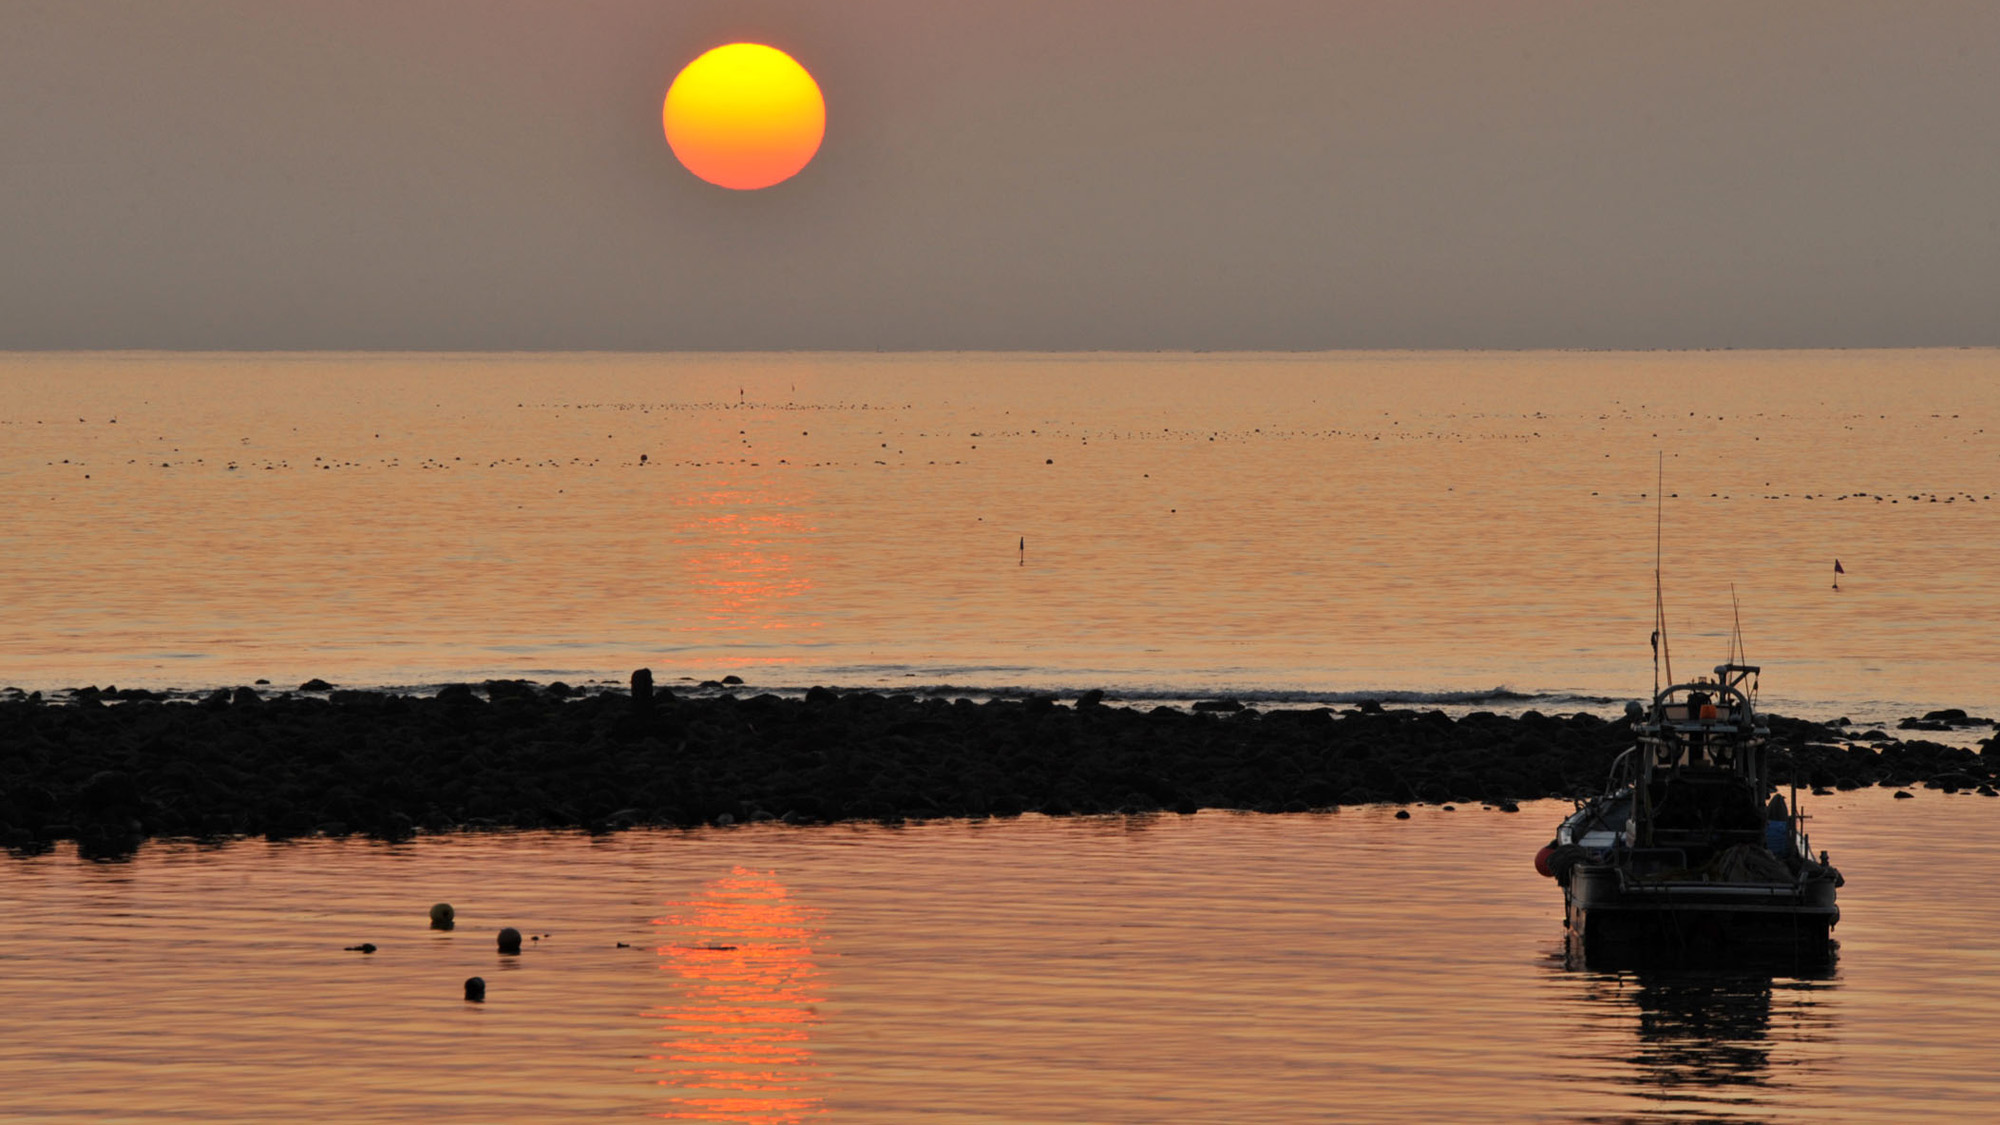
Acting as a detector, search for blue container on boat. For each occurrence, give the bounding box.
[1765,820,1792,856]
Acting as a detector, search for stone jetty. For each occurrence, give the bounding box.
[2,682,1994,859]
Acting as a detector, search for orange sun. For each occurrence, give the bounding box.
[663,43,825,191]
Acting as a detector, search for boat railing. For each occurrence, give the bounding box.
[1642,664,1761,728]
[1604,746,1636,795]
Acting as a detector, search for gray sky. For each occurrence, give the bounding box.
[3,1,1995,349]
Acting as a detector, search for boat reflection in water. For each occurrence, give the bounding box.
[643,869,828,1124]
[1571,969,1838,1123]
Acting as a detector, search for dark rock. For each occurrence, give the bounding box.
[76,771,141,816]
[1394,809,1411,819]
[372,811,416,841]
[1894,790,1915,799]
[299,679,334,692]
[77,821,144,861]
[230,686,260,707]
[2,686,1992,848]
[630,668,654,708]
[721,675,744,686]
[464,976,486,1002]
[497,927,523,954]
[1192,699,1243,713]
[344,943,377,953]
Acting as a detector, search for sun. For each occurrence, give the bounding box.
[663,43,825,191]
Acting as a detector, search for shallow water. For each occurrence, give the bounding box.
[2,787,1993,1123]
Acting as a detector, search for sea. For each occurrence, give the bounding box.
[4,790,1999,1123]
[4,350,1999,1122]
[3,349,1996,728]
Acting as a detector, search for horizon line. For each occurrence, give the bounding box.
[6,345,1999,359]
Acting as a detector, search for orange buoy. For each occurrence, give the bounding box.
[1534,843,1558,878]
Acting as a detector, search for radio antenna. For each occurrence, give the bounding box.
[1652,452,1673,693]
[1730,583,1748,668]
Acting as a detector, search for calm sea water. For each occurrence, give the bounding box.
[3,350,1996,725]
[1,786,1992,1123]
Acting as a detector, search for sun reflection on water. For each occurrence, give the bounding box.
[644,868,828,1124]
[676,490,817,635]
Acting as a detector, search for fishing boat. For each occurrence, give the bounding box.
[1536,661,1843,969]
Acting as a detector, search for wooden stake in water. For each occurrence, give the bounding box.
[1019,536,1025,567]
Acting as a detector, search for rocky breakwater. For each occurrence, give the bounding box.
[2,680,1995,859]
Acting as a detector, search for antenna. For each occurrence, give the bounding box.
[1653,452,1673,692]
[1730,583,1748,668]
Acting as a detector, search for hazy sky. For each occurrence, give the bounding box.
[4,1,1995,350]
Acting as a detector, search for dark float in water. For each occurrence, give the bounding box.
[1538,663,1843,970]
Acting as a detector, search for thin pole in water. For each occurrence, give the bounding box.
[1019,536,1025,566]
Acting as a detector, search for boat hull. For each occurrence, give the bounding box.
[1565,864,1838,970]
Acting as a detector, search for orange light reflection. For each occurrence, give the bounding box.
[677,492,818,634]
[643,869,828,1124]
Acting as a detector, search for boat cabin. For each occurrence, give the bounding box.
[1622,663,1789,865]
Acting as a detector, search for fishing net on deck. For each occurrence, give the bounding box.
[1704,843,1793,884]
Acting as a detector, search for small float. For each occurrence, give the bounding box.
[1538,662,1843,969]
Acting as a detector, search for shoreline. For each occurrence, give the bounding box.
[4,679,1995,860]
